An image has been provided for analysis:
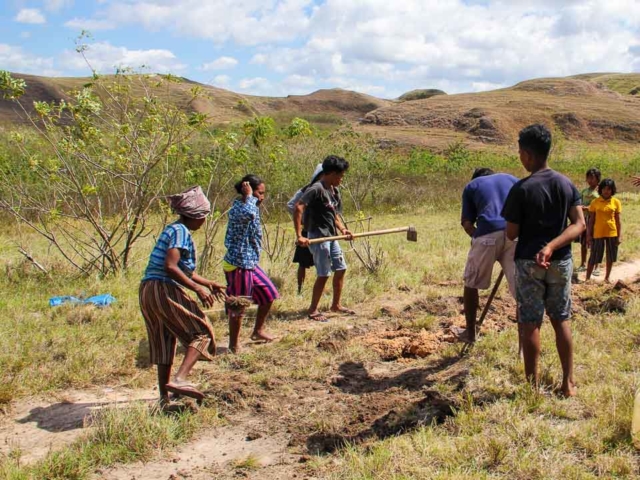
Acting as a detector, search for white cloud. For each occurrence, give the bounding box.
[15,8,46,24]
[20,32,31,39]
[44,0,74,12]
[201,56,238,71]
[0,44,60,76]
[237,77,272,95]
[83,0,312,45]
[60,42,186,74]
[64,17,116,31]
[239,0,640,94]
[211,74,231,87]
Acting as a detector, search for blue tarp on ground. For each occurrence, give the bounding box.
[49,294,116,307]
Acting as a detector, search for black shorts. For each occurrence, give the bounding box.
[292,231,314,268]
[589,237,618,265]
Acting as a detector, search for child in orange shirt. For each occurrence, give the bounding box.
[586,178,622,283]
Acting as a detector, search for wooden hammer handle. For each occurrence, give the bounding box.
[307,226,410,245]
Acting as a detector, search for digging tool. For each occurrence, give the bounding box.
[461,270,504,356]
[307,226,417,245]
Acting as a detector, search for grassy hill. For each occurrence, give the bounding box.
[0,73,391,128]
[361,74,640,148]
[2,72,639,148]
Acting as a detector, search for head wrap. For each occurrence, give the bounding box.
[310,163,323,184]
[168,186,211,219]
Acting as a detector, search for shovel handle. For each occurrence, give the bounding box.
[307,226,410,245]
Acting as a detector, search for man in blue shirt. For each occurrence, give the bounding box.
[461,168,519,343]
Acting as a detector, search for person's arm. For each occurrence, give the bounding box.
[505,222,519,241]
[460,186,477,238]
[287,189,303,216]
[586,211,595,247]
[461,220,476,238]
[232,182,259,223]
[335,215,353,240]
[632,175,640,187]
[536,205,585,268]
[165,249,216,307]
[293,201,309,247]
[191,273,226,301]
[615,211,622,244]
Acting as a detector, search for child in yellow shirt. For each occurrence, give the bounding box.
[586,178,622,283]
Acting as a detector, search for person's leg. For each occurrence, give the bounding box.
[586,239,602,281]
[515,259,546,386]
[604,237,616,283]
[550,319,575,396]
[297,265,306,294]
[252,303,274,341]
[174,346,202,383]
[545,258,575,396]
[330,269,347,311]
[308,241,332,319]
[520,322,542,387]
[249,266,279,341]
[309,276,330,317]
[580,240,587,269]
[157,364,172,405]
[228,311,243,353]
[463,286,479,343]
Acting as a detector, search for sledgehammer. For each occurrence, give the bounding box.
[307,226,418,245]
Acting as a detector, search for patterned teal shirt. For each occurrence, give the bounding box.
[223,197,262,269]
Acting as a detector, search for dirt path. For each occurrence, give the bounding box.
[3,259,640,479]
[576,258,640,284]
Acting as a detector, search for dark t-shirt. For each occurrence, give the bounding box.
[299,182,342,237]
[502,169,581,261]
[461,173,519,238]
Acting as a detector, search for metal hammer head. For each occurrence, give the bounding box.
[407,226,418,242]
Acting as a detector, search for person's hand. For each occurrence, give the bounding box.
[297,236,310,247]
[194,286,215,308]
[241,181,252,198]
[208,282,227,302]
[343,229,354,241]
[535,245,553,269]
[617,237,622,246]
[586,235,592,248]
[631,175,640,187]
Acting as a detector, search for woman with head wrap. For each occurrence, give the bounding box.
[139,186,226,404]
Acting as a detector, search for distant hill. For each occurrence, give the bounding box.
[0,73,392,127]
[398,89,446,102]
[361,74,640,147]
[2,72,639,148]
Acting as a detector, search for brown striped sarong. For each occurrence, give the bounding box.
[139,280,216,365]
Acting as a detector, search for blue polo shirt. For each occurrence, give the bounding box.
[461,173,518,238]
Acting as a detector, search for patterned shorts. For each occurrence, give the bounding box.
[515,258,573,324]
[589,237,618,265]
[225,265,280,306]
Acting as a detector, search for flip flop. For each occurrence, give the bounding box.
[331,307,357,315]
[166,382,205,401]
[308,312,328,322]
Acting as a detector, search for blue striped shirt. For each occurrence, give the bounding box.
[142,222,196,283]
[223,197,262,270]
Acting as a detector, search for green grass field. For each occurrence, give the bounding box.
[2,184,640,479]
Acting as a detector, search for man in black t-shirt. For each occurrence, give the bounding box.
[294,155,355,322]
[502,124,585,397]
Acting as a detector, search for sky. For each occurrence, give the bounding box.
[1,0,639,99]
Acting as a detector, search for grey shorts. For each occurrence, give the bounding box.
[464,230,516,297]
[515,258,573,324]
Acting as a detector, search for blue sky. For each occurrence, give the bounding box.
[1,0,639,99]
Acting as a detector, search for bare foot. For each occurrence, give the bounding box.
[251,330,275,342]
[228,344,240,354]
[604,278,611,284]
[330,305,356,315]
[308,311,328,322]
[561,381,577,398]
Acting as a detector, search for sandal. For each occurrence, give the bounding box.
[166,382,205,401]
[330,307,357,315]
[308,312,328,322]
